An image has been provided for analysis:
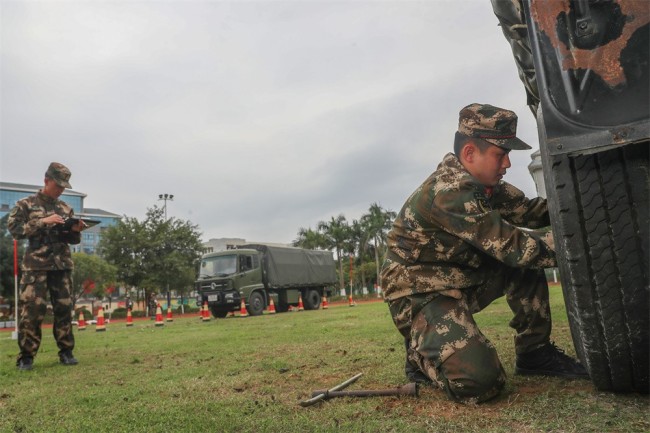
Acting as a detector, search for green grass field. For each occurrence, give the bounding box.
[1,286,648,433]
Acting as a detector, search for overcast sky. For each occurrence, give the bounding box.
[1,0,543,244]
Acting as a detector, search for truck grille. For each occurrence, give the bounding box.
[198,281,229,291]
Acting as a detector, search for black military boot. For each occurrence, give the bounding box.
[515,342,589,379]
[404,338,433,385]
[59,351,79,366]
[17,356,33,371]
[405,358,433,384]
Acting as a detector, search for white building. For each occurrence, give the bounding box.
[528,150,546,199]
[202,238,290,254]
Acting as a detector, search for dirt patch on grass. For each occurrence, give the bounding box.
[371,377,599,422]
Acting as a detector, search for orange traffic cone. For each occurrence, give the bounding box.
[126,308,133,327]
[201,302,211,322]
[348,294,356,307]
[267,298,276,314]
[95,307,106,331]
[77,310,87,331]
[239,298,249,317]
[322,296,329,310]
[155,303,164,327]
[297,295,304,311]
[166,305,174,322]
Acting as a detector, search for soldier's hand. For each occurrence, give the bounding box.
[42,214,64,226]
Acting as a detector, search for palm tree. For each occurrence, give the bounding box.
[346,219,366,293]
[360,203,396,290]
[293,227,327,250]
[318,214,350,294]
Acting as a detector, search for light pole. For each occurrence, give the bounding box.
[158,193,174,219]
[158,193,174,310]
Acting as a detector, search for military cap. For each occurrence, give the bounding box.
[45,162,72,188]
[457,103,531,150]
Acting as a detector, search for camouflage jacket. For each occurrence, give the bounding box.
[382,153,556,301]
[7,190,80,271]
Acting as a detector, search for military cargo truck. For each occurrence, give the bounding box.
[195,244,337,317]
[492,0,648,393]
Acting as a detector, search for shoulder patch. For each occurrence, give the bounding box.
[473,192,492,213]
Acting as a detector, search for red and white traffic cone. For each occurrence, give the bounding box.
[239,299,249,317]
[267,298,276,314]
[155,303,164,327]
[321,296,329,310]
[297,295,304,311]
[348,294,356,307]
[126,308,133,327]
[166,305,174,322]
[202,301,211,322]
[77,310,87,331]
[95,307,107,332]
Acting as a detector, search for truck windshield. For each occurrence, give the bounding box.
[199,255,237,278]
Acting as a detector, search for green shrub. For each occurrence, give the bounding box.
[111,307,127,319]
[75,307,92,321]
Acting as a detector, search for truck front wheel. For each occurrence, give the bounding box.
[247,292,266,316]
[544,142,649,393]
[303,289,321,310]
[210,307,229,319]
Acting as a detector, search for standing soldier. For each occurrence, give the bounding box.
[381,103,588,404]
[125,294,134,311]
[148,292,157,319]
[8,162,85,370]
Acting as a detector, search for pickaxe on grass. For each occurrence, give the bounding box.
[299,373,418,407]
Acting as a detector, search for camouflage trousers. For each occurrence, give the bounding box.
[17,270,75,363]
[388,267,551,404]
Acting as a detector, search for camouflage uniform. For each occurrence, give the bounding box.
[8,163,80,365]
[381,104,556,403]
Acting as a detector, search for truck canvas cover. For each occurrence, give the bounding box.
[239,244,337,288]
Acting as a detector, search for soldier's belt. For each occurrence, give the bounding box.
[386,250,407,265]
[28,234,63,248]
[387,250,443,266]
[386,250,461,268]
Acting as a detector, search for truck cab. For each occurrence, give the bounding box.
[196,248,263,318]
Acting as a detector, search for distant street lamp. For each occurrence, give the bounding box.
[158,193,174,310]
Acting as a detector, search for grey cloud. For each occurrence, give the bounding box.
[1,1,542,244]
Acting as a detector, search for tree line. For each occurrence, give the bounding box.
[0,207,203,310]
[292,202,396,292]
[0,202,397,307]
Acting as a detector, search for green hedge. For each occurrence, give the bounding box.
[111,308,127,319]
[75,307,92,320]
[37,305,199,324]
[40,308,92,324]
